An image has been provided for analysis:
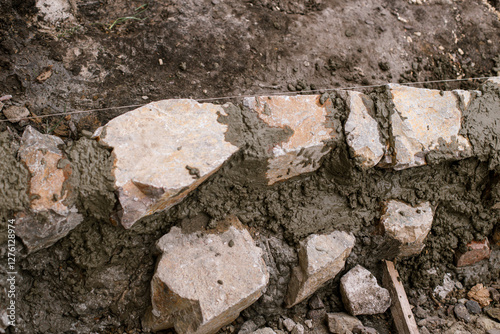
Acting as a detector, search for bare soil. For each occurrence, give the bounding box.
[1,0,500,333]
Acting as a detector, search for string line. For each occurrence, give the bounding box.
[0,76,495,123]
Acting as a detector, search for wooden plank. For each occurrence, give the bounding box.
[382,260,419,334]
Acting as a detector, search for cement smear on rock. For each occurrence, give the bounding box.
[9,84,500,333]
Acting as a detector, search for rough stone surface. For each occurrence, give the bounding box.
[2,105,29,123]
[252,328,276,334]
[308,295,325,310]
[454,304,471,322]
[344,91,384,169]
[434,273,456,300]
[380,200,433,257]
[239,320,258,334]
[291,323,304,334]
[243,95,338,184]
[385,84,472,170]
[16,126,82,253]
[468,284,492,308]
[93,99,239,228]
[340,265,391,316]
[455,239,491,267]
[327,313,363,334]
[143,216,268,334]
[283,318,296,332]
[285,231,355,307]
[353,325,378,334]
[485,307,500,322]
[465,300,481,314]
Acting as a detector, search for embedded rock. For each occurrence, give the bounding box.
[380,200,433,257]
[340,265,391,316]
[252,329,276,334]
[285,231,355,307]
[17,126,82,253]
[2,105,29,123]
[144,216,268,334]
[327,313,363,334]
[384,84,472,170]
[93,99,239,228]
[468,284,492,308]
[243,95,339,184]
[344,91,384,169]
[455,239,491,267]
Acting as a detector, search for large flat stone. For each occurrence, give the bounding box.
[384,84,472,170]
[344,91,384,169]
[285,231,355,307]
[93,100,239,228]
[380,200,433,257]
[340,265,391,316]
[143,216,269,334]
[17,126,82,253]
[243,95,338,184]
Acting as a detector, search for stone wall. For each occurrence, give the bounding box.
[1,78,500,333]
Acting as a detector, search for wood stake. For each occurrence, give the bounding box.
[382,260,419,334]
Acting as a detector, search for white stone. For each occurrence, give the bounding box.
[93,99,239,228]
[344,91,384,169]
[380,200,433,257]
[291,324,304,334]
[36,0,74,23]
[243,95,339,184]
[433,273,455,300]
[282,318,296,332]
[327,313,363,334]
[285,231,355,307]
[143,216,268,334]
[340,265,391,316]
[384,84,472,170]
[252,328,276,334]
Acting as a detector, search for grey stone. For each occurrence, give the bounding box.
[291,324,304,334]
[304,320,313,329]
[143,216,269,334]
[465,300,481,314]
[308,295,325,310]
[487,330,500,334]
[383,84,472,170]
[285,231,355,307]
[380,200,433,257]
[307,309,326,321]
[489,288,500,303]
[283,318,296,332]
[485,307,500,322]
[239,320,258,334]
[252,328,276,334]
[2,105,29,123]
[16,126,83,253]
[340,265,391,316]
[454,304,471,322]
[327,313,362,334]
[93,99,239,228]
[353,325,379,334]
[344,91,384,169]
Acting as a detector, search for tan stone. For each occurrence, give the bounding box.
[455,239,491,267]
[3,105,29,123]
[243,95,338,184]
[17,126,82,253]
[285,231,355,308]
[468,284,492,308]
[385,84,472,170]
[93,99,239,228]
[327,313,362,334]
[344,91,384,169]
[380,200,433,257]
[144,216,268,334]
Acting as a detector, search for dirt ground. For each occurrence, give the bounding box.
[1,0,500,333]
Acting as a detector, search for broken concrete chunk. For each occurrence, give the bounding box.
[327,313,363,334]
[93,99,239,228]
[380,200,433,257]
[455,239,491,267]
[2,105,29,123]
[340,265,391,316]
[285,231,355,308]
[144,216,268,334]
[243,95,338,184]
[453,90,480,112]
[344,91,384,169]
[16,126,82,253]
[384,84,472,170]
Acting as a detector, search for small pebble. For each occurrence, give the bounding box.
[283,318,296,332]
[304,320,313,329]
[465,300,481,314]
[291,324,304,334]
[228,240,235,247]
[454,303,471,322]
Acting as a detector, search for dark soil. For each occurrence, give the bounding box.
[1,0,500,333]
